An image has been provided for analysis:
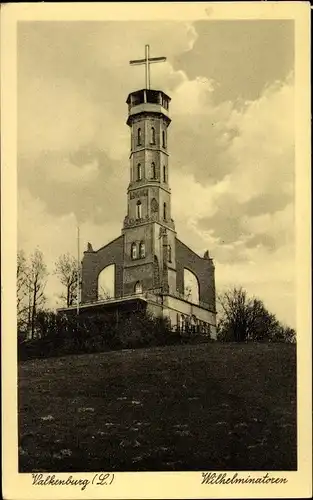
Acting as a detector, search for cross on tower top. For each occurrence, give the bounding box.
[129,44,166,90]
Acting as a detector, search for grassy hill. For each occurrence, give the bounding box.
[19,342,296,472]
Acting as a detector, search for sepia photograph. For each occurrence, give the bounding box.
[1,2,311,499]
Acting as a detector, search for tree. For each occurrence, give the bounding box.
[28,249,48,339]
[217,287,250,342]
[54,253,78,307]
[217,286,296,343]
[98,286,112,301]
[17,249,30,335]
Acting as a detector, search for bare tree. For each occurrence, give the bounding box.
[184,285,192,301]
[98,285,112,300]
[218,287,249,342]
[17,250,30,334]
[217,286,296,343]
[54,253,78,307]
[28,249,48,339]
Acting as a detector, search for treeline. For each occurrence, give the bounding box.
[18,309,205,361]
[17,249,78,341]
[17,249,296,360]
[217,287,296,344]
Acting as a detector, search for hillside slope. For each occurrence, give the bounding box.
[19,342,296,471]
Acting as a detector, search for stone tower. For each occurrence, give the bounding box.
[122,88,177,296]
[78,46,216,337]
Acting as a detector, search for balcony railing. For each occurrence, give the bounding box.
[82,289,211,311]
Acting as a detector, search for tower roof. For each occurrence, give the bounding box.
[126,88,171,105]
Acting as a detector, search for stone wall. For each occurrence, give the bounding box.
[81,235,124,303]
[175,238,216,312]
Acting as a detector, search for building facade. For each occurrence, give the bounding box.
[77,87,217,338]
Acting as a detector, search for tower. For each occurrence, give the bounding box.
[122,48,177,296]
[78,45,217,338]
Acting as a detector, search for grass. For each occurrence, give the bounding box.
[18,342,297,472]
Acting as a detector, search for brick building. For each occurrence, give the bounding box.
[62,77,217,338]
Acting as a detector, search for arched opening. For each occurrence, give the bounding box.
[134,281,142,294]
[137,163,142,181]
[131,242,137,260]
[139,241,145,258]
[137,128,142,146]
[136,200,142,219]
[98,264,115,300]
[163,165,166,182]
[183,268,200,305]
[163,202,167,220]
[162,130,166,148]
[151,127,156,145]
[151,162,156,179]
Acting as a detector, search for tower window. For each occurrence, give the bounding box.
[163,202,167,220]
[162,130,166,148]
[151,127,156,145]
[139,241,145,258]
[135,281,143,294]
[136,200,142,219]
[137,128,142,146]
[151,162,156,179]
[168,245,172,262]
[131,242,137,260]
[163,165,166,182]
[137,163,142,181]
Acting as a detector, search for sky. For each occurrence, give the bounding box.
[17,20,295,327]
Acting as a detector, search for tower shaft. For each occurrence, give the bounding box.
[122,88,177,296]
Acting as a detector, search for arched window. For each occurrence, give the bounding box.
[98,264,115,300]
[162,130,166,148]
[135,281,142,294]
[163,202,167,220]
[151,127,156,145]
[139,241,145,258]
[168,245,172,262]
[137,128,142,146]
[137,163,142,181]
[184,268,200,305]
[151,162,156,179]
[163,165,166,182]
[131,242,137,260]
[136,200,142,219]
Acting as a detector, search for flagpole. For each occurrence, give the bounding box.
[77,223,80,316]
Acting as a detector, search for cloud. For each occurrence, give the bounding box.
[17,21,295,326]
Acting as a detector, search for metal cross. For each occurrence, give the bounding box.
[129,44,166,90]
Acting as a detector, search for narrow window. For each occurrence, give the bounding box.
[137,163,142,181]
[131,242,137,260]
[163,202,167,220]
[168,245,172,262]
[139,241,145,258]
[151,197,158,213]
[151,162,156,179]
[151,127,156,145]
[163,165,166,182]
[162,130,166,148]
[136,200,142,219]
[135,281,142,294]
[137,128,142,146]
